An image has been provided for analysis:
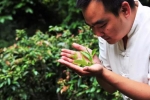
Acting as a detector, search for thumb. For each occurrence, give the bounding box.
[83,66,91,71]
[83,64,103,73]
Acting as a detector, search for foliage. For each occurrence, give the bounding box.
[0,0,149,99]
[0,0,34,23]
[0,0,84,48]
[72,49,97,67]
[0,25,123,100]
[0,0,150,49]
[0,0,149,26]
[0,0,83,30]
[0,29,59,100]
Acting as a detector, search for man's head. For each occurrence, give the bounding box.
[76,0,136,44]
[77,0,135,16]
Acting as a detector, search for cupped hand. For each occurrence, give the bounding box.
[58,43,103,76]
[60,43,101,64]
[58,58,103,76]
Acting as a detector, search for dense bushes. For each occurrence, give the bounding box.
[0,0,149,27]
[2,0,148,99]
[0,0,84,48]
[0,0,150,48]
[0,26,122,100]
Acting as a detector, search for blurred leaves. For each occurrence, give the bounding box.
[0,25,123,100]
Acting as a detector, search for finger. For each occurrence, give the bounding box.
[83,66,93,72]
[72,43,92,52]
[61,49,76,54]
[61,52,72,58]
[82,64,103,75]
[83,67,98,76]
[61,56,73,63]
[58,59,80,70]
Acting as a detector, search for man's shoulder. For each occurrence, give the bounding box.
[140,2,150,13]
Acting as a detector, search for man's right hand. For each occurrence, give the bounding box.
[58,43,103,76]
[61,43,101,64]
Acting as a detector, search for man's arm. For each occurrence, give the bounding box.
[97,67,150,99]
[96,76,117,93]
[59,54,150,100]
[58,43,150,99]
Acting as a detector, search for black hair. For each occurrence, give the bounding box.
[76,0,135,16]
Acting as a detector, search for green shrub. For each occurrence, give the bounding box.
[0,26,122,100]
[0,0,83,32]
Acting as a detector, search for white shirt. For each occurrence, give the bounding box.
[98,1,150,100]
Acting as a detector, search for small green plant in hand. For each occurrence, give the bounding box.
[72,48,97,67]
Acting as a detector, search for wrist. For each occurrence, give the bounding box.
[95,65,105,78]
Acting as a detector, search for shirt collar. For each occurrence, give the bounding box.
[127,1,141,38]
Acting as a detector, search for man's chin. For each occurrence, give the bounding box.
[106,40,117,44]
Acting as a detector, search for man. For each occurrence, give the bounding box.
[58,0,150,99]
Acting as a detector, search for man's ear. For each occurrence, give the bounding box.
[120,1,131,18]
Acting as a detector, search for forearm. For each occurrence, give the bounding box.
[101,67,150,99]
[96,76,117,93]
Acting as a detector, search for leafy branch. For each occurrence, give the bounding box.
[72,48,97,67]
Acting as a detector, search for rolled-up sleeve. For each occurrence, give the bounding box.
[148,73,150,85]
[148,58,150,85]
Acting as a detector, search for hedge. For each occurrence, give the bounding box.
[0,26,122,100]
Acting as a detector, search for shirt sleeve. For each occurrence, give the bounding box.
[98,37,112,71]
[148,57,150,85]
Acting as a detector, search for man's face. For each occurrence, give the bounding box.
[82,1,130,44]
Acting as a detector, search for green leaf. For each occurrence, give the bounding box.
[85,89,90,93]
[80,51,91,61]
[56,88,61,93]
[73,59,87,67]
[79,84,88,88]
[23,71,29,76]
[92,49,97,56]
[71,53,78,59]
[0,83,4,88]
[25,7,33,13]
[77,78,82,87]
[0,15,13,23]
[81,53,87,64]
[7,78,11,85]
[76,91,85,97]
[90,87,96,92]
[14,3,25,9]
[33,70,38,76]
[11,86,16,91]
[96,89,101,93]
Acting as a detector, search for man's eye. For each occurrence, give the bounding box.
[99,23,106,28]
